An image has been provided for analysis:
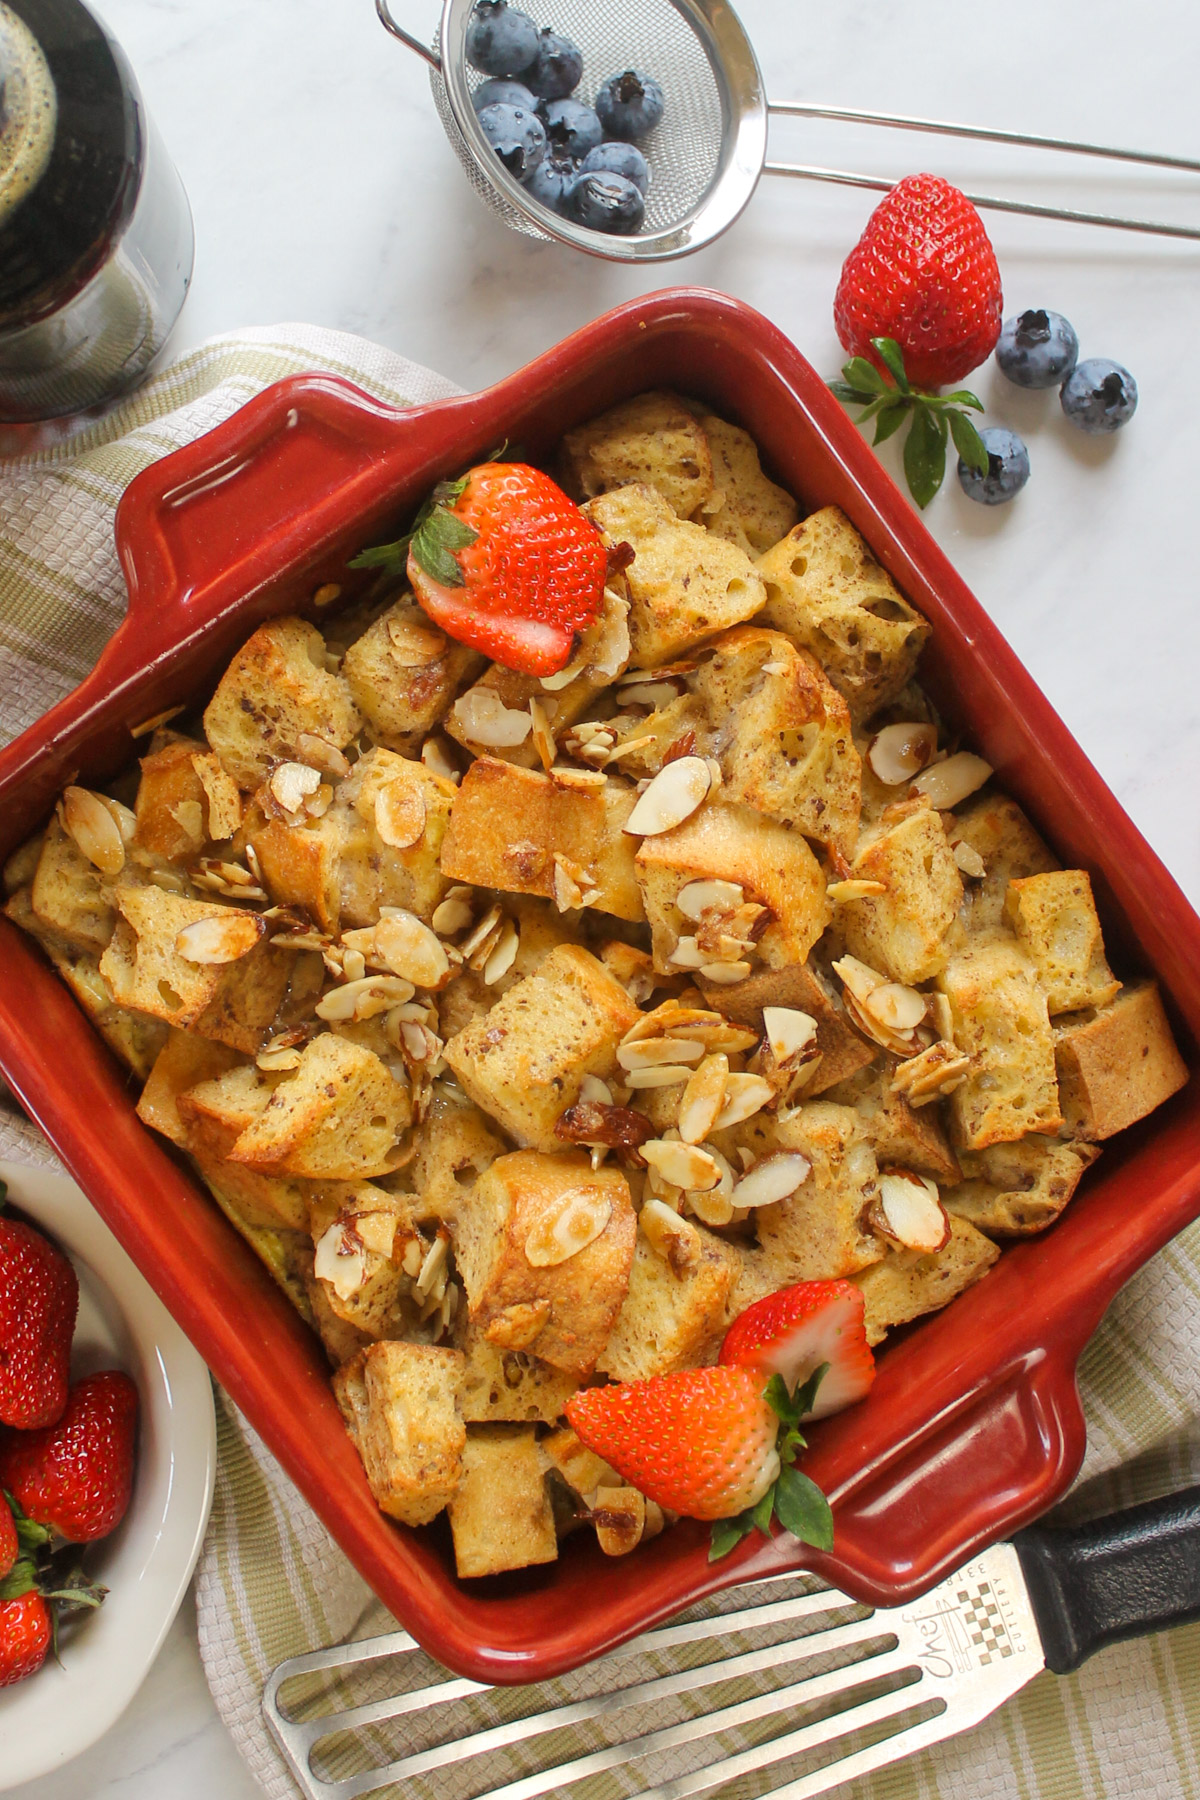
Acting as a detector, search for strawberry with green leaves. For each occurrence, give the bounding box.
[0,1370,138,1542]
[830,335,990,509]
[351,461,608,677]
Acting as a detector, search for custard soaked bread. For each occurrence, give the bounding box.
[7,391,1187,1580]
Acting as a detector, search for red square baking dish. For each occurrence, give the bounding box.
[0,288,1197,1685]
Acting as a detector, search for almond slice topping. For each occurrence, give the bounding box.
[175,911,265,964]
[867,721,938,786]
[641,1139,723,1192]
[639,1198,701,1274]
[731,1152,812,1209]
[677,878,743,921]
[482,919,519,985]
[872,1171,950,1253]
[315,974,416,1021]
[313,1220,366,1300]
[268,761,322,816]
[387,614,447,665]
[421,737,460,782]
[528,697,556,774]
[375,782,427,849]
[677,1053,729,1144]
[373,911,450,988]
[617,1037,706,1071]
[296,733,352,779]
[912,752,992,810]
[827,878,888,902]
[862,982,927,1034]
[61,786,126,875]
[624,1064,694,1089]
[623,756,711,837]
[432,887,476,936]
[667,935,708,970]
[832,954,886,1005]
[452,687,532,748]
[698,959,753,985]
[712,1072,775,1130]
[952,839,986,879]
[890,1041,971,1105]
[762,1008,819,1066]
[525,1190,613,1268]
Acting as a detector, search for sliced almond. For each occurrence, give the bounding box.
[62,786,126,875]
[130,704,185,738]
[528,697,556,774]
[374,782,426,850]
[256,1046,303,1071]
[867,722,938,786]
[712,1072,774,1130]
[525,1190,613,1267]
[580,1074,614,1105]
[762,1008,819,1066]
[175,911,265,964]
[677,878,743,921]
[421,738,461,782]
[952,839,986,879]
[623,756,711,837]
[483,919,519,985]
[688,1186,735,1227]
[677,1053,729,1144]
[341,947,367,983]
[731,1152,812,1209]
[459,902,503,960]
[929,992,955,1042]
[415,1232,449,1296]
[452,687,532,748]
[832,953,886,1005]
[304,782,334,819]
[314,1219,367,1301]
[620,679,685,709]
[625,1064,694,1089]
[550,766,607,789]
[387,615,447,665]
[912,752,992,810]
[640,1198,701,1274]
[432,887,475,936]
[863,982,927,1034]
[373,912,450,988]
[269,761,321,815]
[872,1170,951,1253]
[617,1037,706,1071]
[642,1139,722,1192]
[296,733,351,779]
[604,735,659,765]
[698,960,753,984]
[315,974,416,1021]
[827,878,888,902]
[552,855,585,913]
[667,935,708,970]
[890,1040,971,1105]
[844,991,917,1057]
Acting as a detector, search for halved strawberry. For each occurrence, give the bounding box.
[719,1280,875,1420]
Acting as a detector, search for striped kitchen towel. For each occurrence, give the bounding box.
[2,322,1199,1800]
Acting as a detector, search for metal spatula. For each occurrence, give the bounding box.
[263,1484,1200,1800]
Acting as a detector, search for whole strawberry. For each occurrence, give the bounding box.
[0,1590,51,1688]
[0,1371,138,1542]
[0,1206,79,1429]
[352,462,608,676]
[834,174,1002,389]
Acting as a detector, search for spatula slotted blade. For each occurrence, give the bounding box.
[263,1546,1044,1800]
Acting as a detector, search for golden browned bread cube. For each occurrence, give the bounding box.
[307,1184,431,1339]
[174,1062,312,1232]
[824,1062,961,1185]
[443,945,640,1151]
[241,798,343,934]
[137,1030,244,1145]
[132,733,210,862]
[98,885,292,1052]
[25,923,167,1080]
[1054,981,1188,1141]
[439,758,643,923]
[697,958,877,1096]
[228,1032,411,1179]
[3,833,42,894]
[840,802,963,984]
[203,617,362,791]
[938,941,1063,1148]
[945,1135,1100,1237]
[333,747,457,928]
[447,1425,557,1578]
[453,1150,635,1375]
[758,507,930,723]
[408,1087,508,1223]
[334,1341,465,1527]
[341,600,483,755]
[305,1273,374,1368]
[453,1320,578,1425]
[28,817,116,952]
[852,1215,1001,1345]
[951,794,1058,938]
[598,1210,741,1381]
[1004,870,1120,1014]
[723,1103,883,1284]
[635,799,830,976]
[560,391,714,517]
[585,484,765,667]
[691,414,799,555]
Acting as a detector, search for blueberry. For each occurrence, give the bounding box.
[465,1,538,78]
[524,140,579,213]
[471,77,535,113]
[594,69,665,140]
[579,140,649,194]
[1060,358,1138,434]
[957,426,1031,505]
[996,309,1079,390]
[537,96,604,160]
[476,102,546,181]
[569,170,645,234]
[525,29,583,101]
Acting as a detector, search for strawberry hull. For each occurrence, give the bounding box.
[0,289,1197,1683]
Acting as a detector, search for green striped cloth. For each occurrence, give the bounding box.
[2,325,1199,1800]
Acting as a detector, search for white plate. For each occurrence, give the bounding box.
[0,1158,216,1789]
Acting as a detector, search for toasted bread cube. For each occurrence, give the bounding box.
[758,507,930,722]
[595,939,658,1005]
[29,817,116,952]
[841,802,963,984]
[1054,981,1188,1141]
[852,1216,1001,1345]
[203,617,362,791]
[945,1136,1100,1237]
[98,885,292,1052]
[409,1087,508,1223]
[3,833,43,895]
[691,414,799,555]
[443,945,641,1151]
[722,1103,884,1284]
[137,1030,244,1144]
[132,732,210,862]
[1004,870,1120,1014]
[938,941,1063,1148]
[454,1151,635,1375]
[175,1062,313,1232]
[951,795,1058,938]
[334,1341,465,1527]
[196,1174,315,1322]
[439,758,643,923]
[341,599,483,755]
[333,747,458,928]
[305,1274,374,1368]
[635,799,830,975]
[453,1321,579,1424]
[698,958,877,1096]
[824,1063,961,1185]
[585,484,765,667]
[598,1213,741,1381]
[31,929,167,1079]
[308,1185,430,1338]
[447,1425,557,1577]
[228,1032,410,1178]
[560,391,714,517]
[240,798,343,934]
[541,1425,619,1497]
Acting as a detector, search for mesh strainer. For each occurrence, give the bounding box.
[377,0,1200,258]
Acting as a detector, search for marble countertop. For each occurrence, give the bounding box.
[6,0,1199,1792]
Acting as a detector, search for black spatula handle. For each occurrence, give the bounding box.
[1013,1484,1200,1674]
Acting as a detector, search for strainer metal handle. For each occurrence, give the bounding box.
[376,0,440,70]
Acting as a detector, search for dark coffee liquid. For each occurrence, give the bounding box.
[0,0,141,331]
